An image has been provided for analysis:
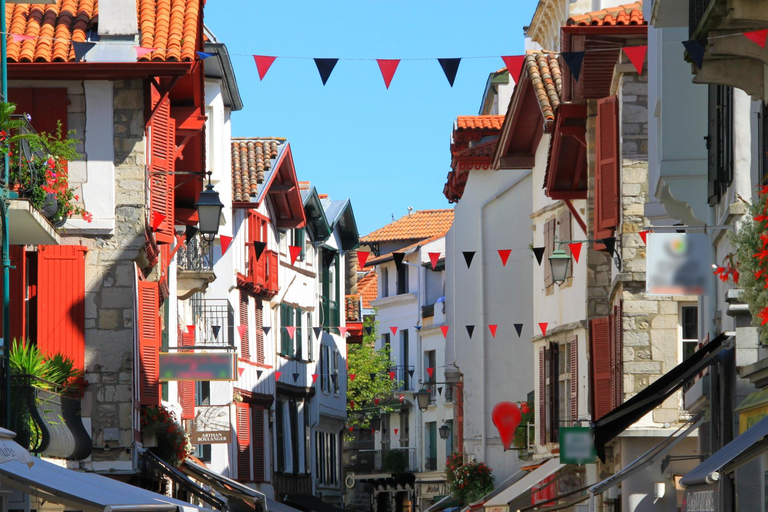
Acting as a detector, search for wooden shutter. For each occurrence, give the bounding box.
[539,347,546,445]
[0,245,27,344]
[595,96,619,242]
[543,218,555,287]
[590,317,612,420]
[137,280,161,406]
[570,336,578,424]
[252,405,265,482]
[255,299,264,363]
[239,291,250,360]
[148,90,176,244]
[179,330,195,420]
[548,343,559,443]
[296,308,302,359]
[9,88,68,137]
[37,245,86,372]
[236,401,251,482]
[558,209,573,280]
[612,302,624,409]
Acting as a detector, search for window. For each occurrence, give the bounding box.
[320,249,340,330]
[333,349,340,394]
[280,304,296,357]
[382,267,389,297]
[444,420,454,455]
[296,307,303,360]
[681,305,699,361]
[425,422,437,471]
[540,336,579,445]
[557,344,571,427]
[304,402,311,473]
[424,350,436,403]
[595,95,620,245]
[292,228,305,261]
[589,303,623,423]
[401,329,410,390]
[707,85,734,206]
[193,381,211,461]
[543,217,556,287]
[399,410,410,447]
[315,431,338,486]
[397,261,408,294]
[289,399,299,473]
[320,344,331,392]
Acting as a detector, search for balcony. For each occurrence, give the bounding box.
[390,365,416,391]
[177,231,215,299]
[189,298,235,348]
[10,375,91,460]
[242,246,279,298]
[421,300,446,329]
[345,447,418,475]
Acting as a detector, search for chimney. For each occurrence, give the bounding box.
[98,0,139,37]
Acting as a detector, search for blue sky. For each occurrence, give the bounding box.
[205,1,537,236]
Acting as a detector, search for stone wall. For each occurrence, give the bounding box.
[73,79,147,462]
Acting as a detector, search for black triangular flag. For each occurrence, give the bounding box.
[331,374,338,385]
[212,325,221,339]
[262,326,271,336]
[514,324,523,337]
[438,387,443,396]
[561,51,586,82]
[532,247,545,266]
[73,41,96,62]
[253,241,267,261]
[466,325,475,339]
[369,373,376,381]
[438,58,461,87]
[364,326,373,336]
[314,58,339,85]
[602,237,616,257]
[682,39,707,70]
[463,251,475,269]
[408,369,415,378]
[393,252,405,271]
[257,370,263,379]
[293,373,300,383]
[313,327,323,338]
[185,224,199,244]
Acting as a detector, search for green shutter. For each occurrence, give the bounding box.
[296,308,303,359]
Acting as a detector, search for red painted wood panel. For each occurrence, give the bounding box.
[36,245,86,371]
[148,88,176,244]
[138,280,161,406]
[9,88,68,137]
[595,95,619,242]
[590,317,612,421]
[236,402,251,482]
[0,245,28,344]
[252,404,265,482]
[179,330,195,420]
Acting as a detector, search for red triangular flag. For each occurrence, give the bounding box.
[374,398,380,405]
[150,211,165,230]
[744,29,768,48]
[399,394,405,402]
[498,249,512,266]
[623,46,647,74]
[539,322,548,337]
[441,325,449,337]
[358,251,370,269]
[350,401,355,409]
[220,235,232,255]
[428,252,441,270]
[253,55,277,80]
[134,46,156,58]
[389,371,396,380]
[338,326,348,337]
[501,55,525,83]
[488,325,498,338]
[568,242,582,264]
[275,371,282,381]
[639,230,649,244]
[286,326,296,339]
[312,374,319,384]
[377,59,400,89]
[349,426,354,432]
[427,367,434,379]
[11,34,35,42]
[238,367,245,377]
[237,325,247,340]
[390,326,398,336]
[186,325,196,337]
[349,374,356,381]
[289,245,302,265]
[394,428,399,435]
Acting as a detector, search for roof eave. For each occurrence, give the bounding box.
[203,41,244,111]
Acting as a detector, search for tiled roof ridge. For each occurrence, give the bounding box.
[567,1,645,26]
[361,209,454,243]
[231,139,282,202]
[456,115,505,131]
[525,52,562,121]
[232,136,287,141]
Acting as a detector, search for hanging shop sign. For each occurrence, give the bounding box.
[646,233,712,295]
[159,352,237,381]
[190,405,231,444]
[682,483,718,512]
[559,427,596,465]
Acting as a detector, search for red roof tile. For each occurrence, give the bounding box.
[367,233,446,267]
[5,0,200,63]
[525,52,562,122]
[456,116,505,131]
[231,138,284,202]
[361,210,454,244]
[358,270,378,310]
[567,2,645,26]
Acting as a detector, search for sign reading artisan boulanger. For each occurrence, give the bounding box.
[191,405,231,444]
[682,483,718,512]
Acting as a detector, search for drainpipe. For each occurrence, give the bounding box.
[1,0,11,429]
[417,255,424,471]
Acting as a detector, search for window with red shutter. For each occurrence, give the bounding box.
[548,342,559,443]
[37,245,87,371]
[0,245,28,345]
[570,336,578,423]
[239,291,250,360]
[590,317,612,421]
[255,299,264,363]
[252,405,265,482]
[613,302,623,409]
[179,329,195,420]
[138,280,161,406]
[595,96,619,245]
[236,402,251,482]
[9,88,68,137]
[538,348,546,445]
[148,89,176,244]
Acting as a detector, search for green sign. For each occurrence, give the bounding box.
[559,427,596,465]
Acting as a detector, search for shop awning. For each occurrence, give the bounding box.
[141,451,225,510]
[424,495,460,512]
[466,467,525,509]
[0,458,215,512]
[590,413,704,496]
[593,332,730,462]
[181,460,268,511]
[283,494,344,512]
[681,414,768,487]
[484,458,565,507]
[517,485,591,512]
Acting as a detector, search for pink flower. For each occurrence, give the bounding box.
[82,211,93,223]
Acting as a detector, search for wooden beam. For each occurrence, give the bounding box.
[499,155,535,169]
[269,184,296,194]
[564,199,587,236]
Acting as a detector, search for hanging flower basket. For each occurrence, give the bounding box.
[140,405,190,467]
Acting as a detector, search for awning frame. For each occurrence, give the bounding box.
[181,460,267,510]
[141,450,225,510]
[484,458,566,507]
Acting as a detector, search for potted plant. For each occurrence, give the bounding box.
[140,405,191,467]
[445,452,495,506]
[513,400,534,454]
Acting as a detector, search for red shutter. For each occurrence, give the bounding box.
[239,291,250,360]
[0,246,27,344]
[148,91,176,244]
[595,96,619,243]
[548,343,558,443]
[9,88,68,137]
[37,245,86,371]
[538,347,546,445]
[255,299,264,363]
[179,330,195,420]
[236,402,251,482]
[590,317,612,421]
[138,280,161,406]
[570,336,578,424]
[251,405,265,482]
[613,302,623,409]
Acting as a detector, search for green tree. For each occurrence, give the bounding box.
[347,317,398,429]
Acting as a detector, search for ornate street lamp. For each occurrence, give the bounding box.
[439,423,451,440]
[414,388,431,412]
[548,249,571,286]
[195,173,224,241]
[370,415,382,432]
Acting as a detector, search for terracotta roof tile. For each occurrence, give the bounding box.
[357,270,377,310]
[231,138,284,202]
[456,116,504,131]
[361,209,454,244]
[567,2,646,26]
[5,0,200,63]
[367,233,446,267]
[525,52,562,121]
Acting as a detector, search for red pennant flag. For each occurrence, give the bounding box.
[377,59,400,89]
[253,55,277,80]
[338,326,348,338]
[744,29,768,48]
[358,251,370,269]
[623,46,647,74]
[428,252,441,270]
[238,367,245,377]
[394,428,399,435]
[220,235,232,255]
[11,34,35,42]
[389,371,396,380]
[289,245,302,265]
[150,211,165,231]
[349,374,356,381]
[427,367,434,379]
[374,398,380,406]
[390,326,398,336]
[312,374,319,384]
[568,242,582,264]
[639,230,649,244]
[539,322,548,337]
[399,394,405,402]
[441,325,449,337]
[237,325,247,340]
[134,46,156,58]
[498,249,512,266]
[275,371,282,381]
[286,326,296,339]
[186,325,196,337]
[488,325,498,338]
[501,55,525,83]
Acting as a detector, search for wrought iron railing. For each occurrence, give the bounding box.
[345,447,417,474]
[189,297,235,347]
[178,232,214,271]
[4,114,47,192]
[389,365,416,391]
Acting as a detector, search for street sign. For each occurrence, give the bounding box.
[559,427,596,465]
[191,405,231,444]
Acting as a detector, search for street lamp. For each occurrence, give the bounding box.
[439,423,451,440]
[195,173,224,241]
[414,388,431,412]
[548,249,571,286]
[370,415,382,432]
